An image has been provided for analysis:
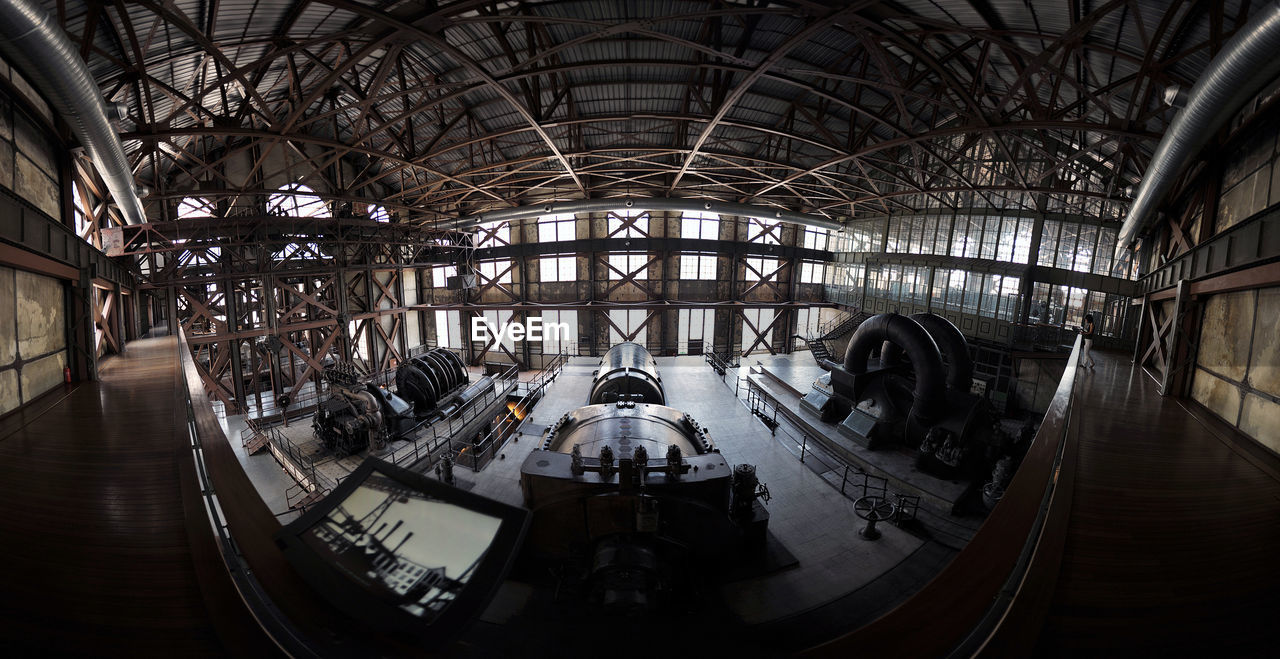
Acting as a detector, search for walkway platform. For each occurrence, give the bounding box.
[0,338,268,655]
[1037,350,1280,655]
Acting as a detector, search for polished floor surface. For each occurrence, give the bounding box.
[0,338,228,655]
[1037,350,1280,656]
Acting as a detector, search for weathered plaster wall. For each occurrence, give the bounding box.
[1192,286,1280,452]
[0,266,67,415]
[0,60,61,219]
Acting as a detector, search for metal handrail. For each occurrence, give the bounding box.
[738,376,923,528]
[704,349,740,374]
[458,351,570,472]
[380,362,521,470]
[175,330,318,657]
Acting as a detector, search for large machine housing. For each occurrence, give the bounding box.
[801,312,995,479]
[518,343,767,611]
[588,341,666,405]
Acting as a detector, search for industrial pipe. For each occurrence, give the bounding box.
[842,313,947,423]
[0,0,146,225]
[447,197,843,232]
[901,313,974,391]
[1116,1,1280,258]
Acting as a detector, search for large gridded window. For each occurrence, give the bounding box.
[538,213,576,242]
[846,263,865,287]
[607,209,647,238]
[794,307,822,345]
[1093,227,1117,276]
[802,227,830,250]
[680,211,720,240]
[268,183,330,217]
[953,215,983,258]
[858,212,1133,272]
[539,255,575,282]
[478,259,513,285]
[799,261,825,284]
[432,265,457,288]
[1033,219,1120,274]
[883,213,1034,263]
[434,310,462,348]
[743,257,779,282]
[1217,116,1280,232]
[1038,220,1060,267]
[679,253,716,280]
[677,308,715,355]
[847,219,885,252]
[608,309,648,345]
[829,229,853,253]
[1011,218,1034,264]
[747,219,781,245]
[476,221,509,247]
[367,204,390,223]
[1030,282,1089,327]
[541,310,577,355]
[739,308,776,355]
[480,309,515,354]
[607,253,649,280]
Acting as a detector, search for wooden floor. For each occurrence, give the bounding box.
[0,338,229,656]
[1037,350,1280,656]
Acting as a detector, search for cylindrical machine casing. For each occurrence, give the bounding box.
[396,348,469,413]
[519,402,731,559]
[589,342,665,405]
[542,402,712,459]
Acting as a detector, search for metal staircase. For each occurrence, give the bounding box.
[794,310,870,364]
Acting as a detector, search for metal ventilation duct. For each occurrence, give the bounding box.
[0,0,145,225]
[449,197,843,232]
[1117,1,1280,258]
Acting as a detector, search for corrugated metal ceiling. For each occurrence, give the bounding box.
[34,0,1256,221]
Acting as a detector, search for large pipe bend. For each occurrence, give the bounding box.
[908,313,973,391]
[843,313,947,422]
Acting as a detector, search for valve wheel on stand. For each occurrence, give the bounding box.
[853,495,897,540]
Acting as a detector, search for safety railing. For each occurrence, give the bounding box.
[739,376,926,529]
[704,349,740,379]
[243,420,339,496]
[176,330,320,657]
[242,380,329,427]
[454,351,570,472]
[381,362,521,471]
[803,334,1083,658]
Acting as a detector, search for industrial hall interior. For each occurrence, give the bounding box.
[1,0,1279,656]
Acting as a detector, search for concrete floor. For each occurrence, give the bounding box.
[219,413,301,523]
[746,352,986,546]
[465,353,924,624]
[658,354,922,624]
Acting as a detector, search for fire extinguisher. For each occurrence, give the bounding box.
[64,366,72,384]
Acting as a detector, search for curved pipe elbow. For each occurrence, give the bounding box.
[909,313,974,390]
[842,313,947,422]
